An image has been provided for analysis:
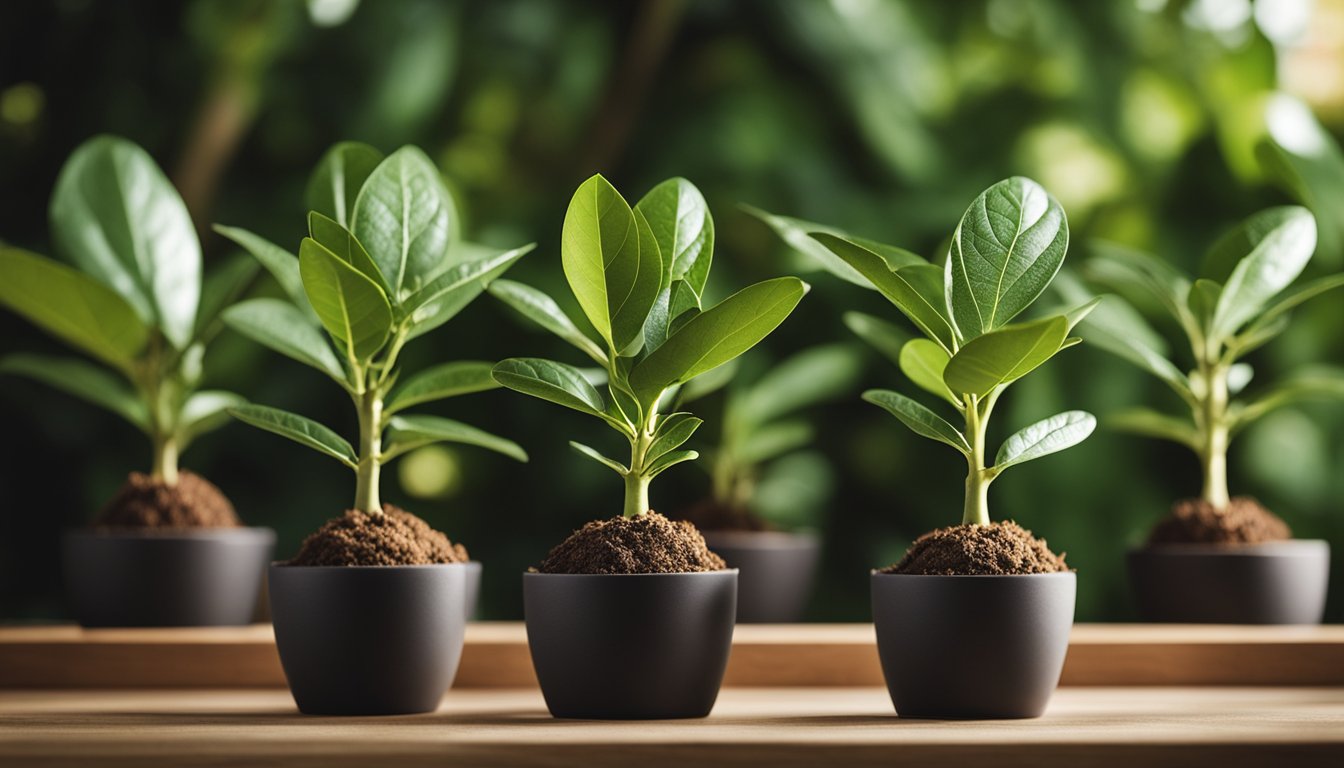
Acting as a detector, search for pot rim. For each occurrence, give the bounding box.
[1128,539,1329,556]
[523,568,739,579]
[65,526,276,542]
[269,560,473,571]
[870,570,1076,580]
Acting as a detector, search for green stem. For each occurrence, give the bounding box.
[621,395,660,518]
[623,472,651,519]
[1197,362,1231,509]
[961,391,997,526]
[151,434,179,486]
[354,386,383,514]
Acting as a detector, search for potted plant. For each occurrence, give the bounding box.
[1073,206,1340,624]
[758,177,1094,718]
[0,135,273,627]
[675,344,862,622]
[490,175,806,719]
[216,143,531,715]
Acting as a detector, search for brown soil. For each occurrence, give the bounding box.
[95,471,240,528]
[288,505,469,566]
[1147,497,1291,545]
[538,511,728,574]
[678,499,769,532]
[881,521,1069,575]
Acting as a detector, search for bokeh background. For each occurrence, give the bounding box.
[2,0,1342,622]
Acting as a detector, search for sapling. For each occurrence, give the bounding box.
[216,143,531,518]
[490,175,807,522]
[0,136,255,502]
[754,177,1097,530]
[1072,206,1344,516]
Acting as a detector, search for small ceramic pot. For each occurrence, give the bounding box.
[268,563,467,715]
[702,530,819,622]
[464,560,482,620]
[63,527,274,627]
[871,571,1075,719]
[1128,540,1329,624]
[523,570,737,719]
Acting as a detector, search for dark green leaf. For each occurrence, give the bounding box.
[942,315,1069,397]
[492,357,608,419]
[194,253,258,341]
[0,353,146,428]
[298,238,393,362]
[647,448,698,477]
[570,441,627,474]
[648,412,703,462]
[489,279,606,364]
[384,414,526,462]
[212,224,314,319]
[862,389,970,453]
[222,299,346,383]
[403,243,532,337]
[385,360,498,415]
[308,211,390,295]
[229,404,357,467]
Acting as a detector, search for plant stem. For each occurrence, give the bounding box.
[354,386,383,515]
[621,397,660,518]
[151,435,179,486]
[623,472,651,519]
[1197,362,1231,509]
[961,391,996,526]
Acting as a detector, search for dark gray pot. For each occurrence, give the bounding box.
[871,572,1075,719]
[702,530,819,623]
[523,570,737,719]
[268,563,467,716]
[464,560,482,620]
[1128,540,1329,624]
[63,527,274,628]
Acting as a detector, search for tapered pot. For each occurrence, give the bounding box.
[63,528,274,627]
[702,531,819,622]
[872,572,1075,719]
[1128,540,1329,624]
[464,560,482,620]
[268,563,467,716]
[523,570,737,719]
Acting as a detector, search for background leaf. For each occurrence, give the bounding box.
[1211,206,1317,338]
[306,141,384,227]
[843,311,912,365]
[177,390,247,447]
[0,353,146,429]
[811,233,954,349]
[384,414,526,462]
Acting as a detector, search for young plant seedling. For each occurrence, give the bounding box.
[0,136,256,490]
[753,177,1097,527]
[216,143,532,515]
[1072,206,1344,510]
[490,175,808,520]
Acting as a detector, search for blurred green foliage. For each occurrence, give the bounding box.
[1,0,1341,621]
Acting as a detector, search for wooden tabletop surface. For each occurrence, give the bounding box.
[0,686,1340,767]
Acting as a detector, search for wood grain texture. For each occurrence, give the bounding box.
[0,687,1340,767]
[2,623,1342,689]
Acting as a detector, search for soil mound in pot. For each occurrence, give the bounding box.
[288,505,469,566]
[1147,496,1290,545]
[96,471,240,528]
[538,511,727,574]
[881,521,1068,575]
[679,499,769,532]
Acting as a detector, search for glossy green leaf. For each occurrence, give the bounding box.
[384,414,527,462]
[403,243,532,335]
[488,279,606,364]
[50,136,200,348]
[308,211,390,295]
[899,339,959,407]
[0,353,146,429]
[947,177,1068,339]
[177,390,247,447]
[738,343,863,425]
[385,361,498,415]
[306,142,384,228]
[811,233,954,349]
[742,206,924,286]
[636,178,714,300]
[0,247,147,366]
[993,411,1096,473]
[351,146,455,297]
[1107,408,1199,448]
[194,253,258,341]
[862,389,970,453]
[942,315,1069,397]
[629,277,807,406]
[647,448,698,477]
[842,311,911,366]
[492,357,608,419]
[1211,207,1317,337]
[222,299,346,383]
[211,224,312,317]
[298,238,393,362]
[570,441,627,474]
[229,404,357,468]
[648,412,703,462]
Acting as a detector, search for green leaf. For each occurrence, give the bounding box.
[947,177,1069,339]
[489,279,607,364]
[402,243,532,336]
[384,414,527,462]
[570,441,627,474]
[492,357,608,419]
[1233,273,1344,350]
[229,404,357,468]
[863,389,969,454]
[385,361,498,415]
[0,353,146,429]
[351,146,455,298]
[647,448,699,477]
[561,174,662,351]
[299,238,393,362]
[629,277,807,407]
[942,315,1069,397]
[1211,207,1317,338]
[648,412,703,462]
[636,178,714,301]
[1086,241,1194,331]
[1073,294,1193,401]
[843,311,912,366]
[308,211,390,295]
[1233,367,1344,431]
[50,136,200,349]
[742,205,924,286]
[1107,407,1199,448]
[675,358,739,403]
[177,390,247,447]
[993,411,1096,473]
[0,247,147,366]
[222,299,346,383]
[212,225,311,316]
[735,419,813,464]
[811,233,954,350]
[738,343,863,425]
[194,253,259,341]
[307,142,384,228]
[1062,296,1102,332]
[899,339,959,407]
[1187,278,1222,336]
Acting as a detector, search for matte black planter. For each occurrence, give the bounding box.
[464,560,482,620]
[702,531,819,623]
[523,570,737,719]
[872,572,1075,719]
[63,528,274,628]
[268,563,467,716]
[1128,540,1329,624]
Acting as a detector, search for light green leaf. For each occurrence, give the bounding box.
[947,177,1068,340]
[299,237,393,362]
[993,411,1096,473]
[229,404,357,468]
[1062,296,1102,332]
[351,146,455,298]
[385,361,498,415]
[1233,367,1344,431]
[648,412,703,462]
[636,178,714,301]
[862,389,970,454]
[0,353,146,429]
[492,357,608,419]
[629,277,807,406]
[742,205,924,286]
[194,253,258,342]
[1086,241,1194,332]
[403,243,532,335]
[211,224,313,318]
[943,315,1069,397]
[647,448,699,477]
[739,343,863,425]
[1227,363,1254,395]
[384,414,527,462]
[1108,407,1199,448]
[488,279,606,364]
[1211,207,1317,338]
[570,441,627,474]
[0,247,147,366]
[307,141,384,227]
[50,136,200,349]
[843,311,912,366]
[177,390,247,447]
[899,339,959,407]
[1074,294,1193,402]
[1233,273,1344,350]
[222,299,346,383]
[308,211,390,295]
[735,419,812,464]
